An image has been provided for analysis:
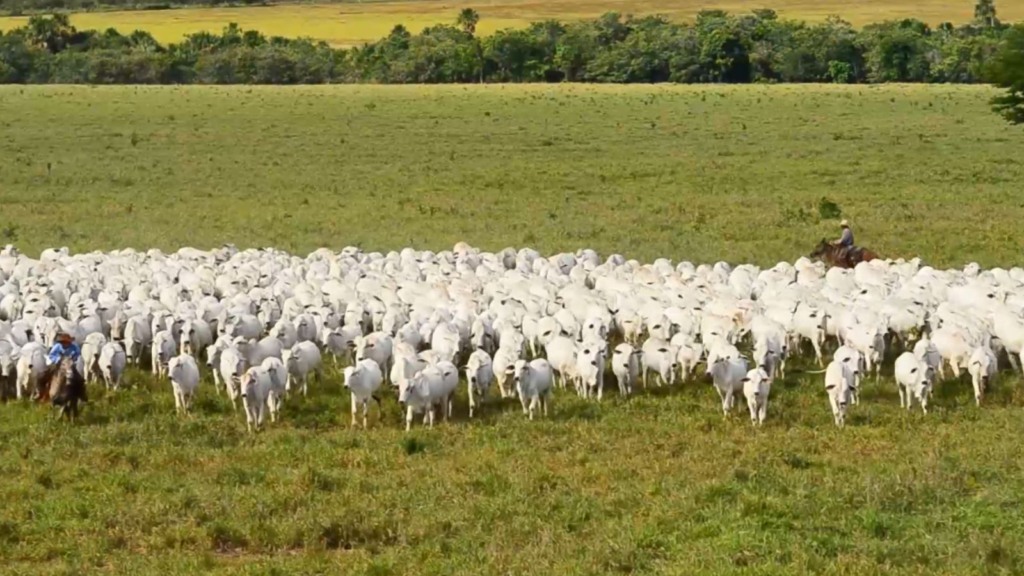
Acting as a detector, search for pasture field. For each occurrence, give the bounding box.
[3,84,1024,574]
[1,84,1023,268]
[1,0,1023,46]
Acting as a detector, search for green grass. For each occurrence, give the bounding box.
[1,84,1022,268]
[4,84,1024,573]
[6,356,1024,574]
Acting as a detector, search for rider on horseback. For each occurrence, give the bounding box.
[831,219,854,262]
[42,331,82,384]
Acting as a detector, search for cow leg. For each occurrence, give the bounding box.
[812,339,823,367]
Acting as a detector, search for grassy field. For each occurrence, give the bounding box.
[3,84,1024,573]
[1,0,1022,46]
[0,84,1022,268]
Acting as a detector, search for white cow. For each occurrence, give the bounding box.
[611,343,640,397]
[15,343,46,400]
[180,319,213,357]
[894,352,933,415]
[98,341,127,391]
[931,326,974,379]
[832,345,864,405]
[641,338,678,387]
[492,344,521,399]
[824,359,857,428]
[218,345,247,408]
[344,359,383,428]
[355,332,394,379]
[168,354,200,415]
[151,329,176,379]
[574,339,606,400]
[465,349,494,418]
[513,358,553,420]
[673,341,704,382]
[742,367,771,426]
[322,325,361,365]
[912,334,942,378]
[967,346,997,407]
[260,356,287,423]
[239,366,272,432]
[0,340,16,392]
[123,315,151,366]
[844,324,885,380]
[398,366,451,431]
[706,356,748,416]
[282,341,322,397]
[544,336,578,389]
[81,332,107,384]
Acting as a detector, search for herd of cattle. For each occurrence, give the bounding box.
[0,243,1019,431]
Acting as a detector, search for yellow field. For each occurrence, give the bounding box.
[1,0,1020,47]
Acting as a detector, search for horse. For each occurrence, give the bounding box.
[809,239,879,269]
[36,356,87,421]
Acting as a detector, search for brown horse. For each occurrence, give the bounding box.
[809,239,879,269]
[37,356,87,421]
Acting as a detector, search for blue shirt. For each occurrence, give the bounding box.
[47,342,81,365]
[839,228,853,247]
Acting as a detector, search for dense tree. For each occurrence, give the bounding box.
[456,8,483,82]
[25,13,75,53]
[860,20,933,82]
[989,24,1024,123]
[0,11,1019,87]
[974,0,999,29]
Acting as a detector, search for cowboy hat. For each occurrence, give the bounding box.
[57,331,73,342]
[839,219,849,227]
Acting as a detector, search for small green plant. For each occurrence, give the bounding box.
[827,61,853,84]
[817,197,842,220]
[401,437,426,455]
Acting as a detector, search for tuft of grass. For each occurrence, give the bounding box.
[817,197,843,220]
[401,436,426,455]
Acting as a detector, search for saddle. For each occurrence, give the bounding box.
[40,360,86,405]
[841,246,863,265]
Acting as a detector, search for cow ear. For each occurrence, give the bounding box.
[742,377,750,382]
[910,368,917,374]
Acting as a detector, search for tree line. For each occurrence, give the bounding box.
[0,8,1018,87]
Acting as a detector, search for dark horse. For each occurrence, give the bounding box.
[809,239,879,269]
[36,356,87,421]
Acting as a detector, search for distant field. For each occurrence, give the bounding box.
[1,0,1022,46]
[6,85,1024,575]
[0,84,1022,268]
